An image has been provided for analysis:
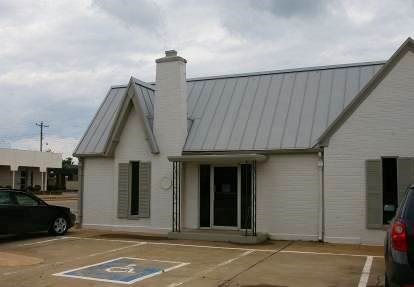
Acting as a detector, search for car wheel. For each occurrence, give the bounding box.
[49,216,68,235]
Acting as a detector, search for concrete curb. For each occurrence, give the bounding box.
[41,197,79,201]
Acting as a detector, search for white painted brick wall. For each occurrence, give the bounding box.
[182,162,199,229]
[324,50,414,245]
[83,107,173,233]
[82,54,187,234]
[178,154,321,240]
[83,157,114,226]
[257,154,321,240]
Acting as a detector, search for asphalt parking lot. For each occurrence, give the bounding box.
[0,229,385,287]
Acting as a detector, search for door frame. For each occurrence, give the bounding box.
[210,165,241,230]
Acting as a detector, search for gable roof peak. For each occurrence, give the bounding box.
[315,36,414,146]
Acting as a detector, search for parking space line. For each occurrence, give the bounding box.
[280,250,382,258]
[358,256,373,287]
[167,250,254,287]
[2,242,147,276]
[64,236,257,251]
[20,237,68,247]
[64,236,382,258]
[148,241,258,252]
[217,241,292,286]
[63,236,141,244]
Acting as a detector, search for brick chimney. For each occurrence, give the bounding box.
[154,50,187,156]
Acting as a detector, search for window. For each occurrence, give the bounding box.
[382,158,398,224]
[117,162,151,219]
[0,192,15,205]
[366,157,414,229]
[15,193,39,206]
[130,162,140,216]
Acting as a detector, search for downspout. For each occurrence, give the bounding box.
[77,158,84,226]
[318,150,325,242]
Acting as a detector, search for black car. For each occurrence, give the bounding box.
[385,185,414,287]
[0,189,76,235]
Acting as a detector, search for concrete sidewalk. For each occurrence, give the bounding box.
[37,192,78,201]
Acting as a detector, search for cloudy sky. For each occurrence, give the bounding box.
[0,0,413,158]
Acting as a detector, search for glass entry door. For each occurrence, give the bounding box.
[213,167,238,227]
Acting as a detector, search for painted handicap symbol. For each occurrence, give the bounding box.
[105,264,136,274]
[54,257,190,284]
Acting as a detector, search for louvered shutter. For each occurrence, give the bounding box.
[138,161,151,218]
[366,160,383,229]
[397,158,414,205]
[117,163,130,218]
[199,165,210,227]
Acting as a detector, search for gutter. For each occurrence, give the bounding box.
[182,148,322,155]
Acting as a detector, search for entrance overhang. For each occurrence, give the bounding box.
[168,153,267,163]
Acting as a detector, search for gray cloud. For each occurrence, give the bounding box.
[250,0,328,18]
[0,0,412,157]
[92,0,164,32]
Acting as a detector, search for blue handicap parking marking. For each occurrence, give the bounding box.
[54,257,189,284]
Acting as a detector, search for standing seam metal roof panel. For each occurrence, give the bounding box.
[74,82,155,156]
[75,87,126,155]
[184,61,385,151]
[74,61,386,156]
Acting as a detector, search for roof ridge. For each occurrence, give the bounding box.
[186,60,386,82]
[108,61,386,89]
[131,76,155,90]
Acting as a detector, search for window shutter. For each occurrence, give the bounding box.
[138,161,151,218]
[241,164,252,230]
[199,165,211,227]
[366,160,382,229]
[118,163,130,218]
[397,158,414,205]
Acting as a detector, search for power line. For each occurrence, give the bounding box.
[35,121,49,152]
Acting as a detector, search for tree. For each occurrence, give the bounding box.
[62,157,76,169]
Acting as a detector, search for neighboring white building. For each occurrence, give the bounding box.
[0,148,62,191]
[74,38,414,245]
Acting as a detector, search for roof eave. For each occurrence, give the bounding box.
[182,148,322,155]
[168,153,268,163]
[73,86,122,156]
[72,152,106,158]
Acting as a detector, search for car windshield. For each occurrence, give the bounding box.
[0,192,15,205]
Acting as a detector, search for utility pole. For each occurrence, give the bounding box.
[35,121,49,152]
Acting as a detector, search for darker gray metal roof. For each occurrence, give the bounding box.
[74,61,385,156]
[184,61,385,151]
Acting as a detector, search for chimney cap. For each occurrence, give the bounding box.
[156,50,187,64]
[165,50,177,57]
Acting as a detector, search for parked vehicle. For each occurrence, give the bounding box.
[385,185,414,287]
[0,188,76,235]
